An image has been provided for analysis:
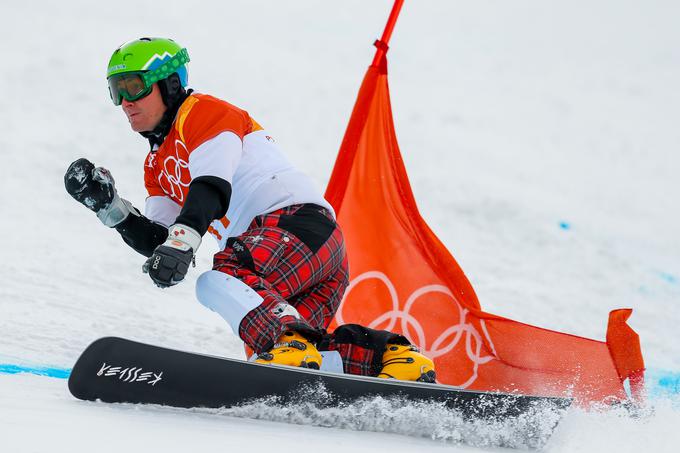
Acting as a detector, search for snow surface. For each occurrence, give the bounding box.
[1,0,679,451]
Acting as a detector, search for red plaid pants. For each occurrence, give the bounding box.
[213,204,349,354]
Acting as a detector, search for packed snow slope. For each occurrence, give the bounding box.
[1,0,679,452]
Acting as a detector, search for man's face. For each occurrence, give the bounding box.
[121,83,166,132]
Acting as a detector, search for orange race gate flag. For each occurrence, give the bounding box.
[325,0,645,406]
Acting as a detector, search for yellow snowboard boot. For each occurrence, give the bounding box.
[255,331,322,370]
[377,344,436,383]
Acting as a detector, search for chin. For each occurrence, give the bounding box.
[129,121,150,133]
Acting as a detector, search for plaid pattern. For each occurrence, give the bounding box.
[327,342,378,376]
[213,204,349,354]
[318,324,411,377]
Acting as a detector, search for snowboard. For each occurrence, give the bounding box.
[69,337,571,419]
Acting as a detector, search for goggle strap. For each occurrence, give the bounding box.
[142,48,190,86]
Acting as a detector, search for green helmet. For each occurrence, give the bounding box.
[106,37,190,105]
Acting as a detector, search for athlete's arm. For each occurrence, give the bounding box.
[143,130,241,287]
[63,158,170,257]
[115,173,232,259]
[114,214,168,257]
[175,129,243,231]
[174,175,231,235]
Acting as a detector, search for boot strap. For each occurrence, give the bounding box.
[271,339,307,351]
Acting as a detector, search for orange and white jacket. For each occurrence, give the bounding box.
[142,93,333,250]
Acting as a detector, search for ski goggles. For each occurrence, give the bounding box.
[108,72,151,105]
[107,48,190,106]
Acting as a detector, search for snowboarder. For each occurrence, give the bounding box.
[64,37,434,382]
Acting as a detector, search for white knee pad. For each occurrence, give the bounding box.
[195,270,264,335]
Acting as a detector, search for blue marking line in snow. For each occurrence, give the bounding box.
[558,221,571,230]
[0,363,71,379]
[656,271,678,285]
[646,369,680,397]
[0,361,678,398]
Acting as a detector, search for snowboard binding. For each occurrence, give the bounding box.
[255,331,322,370]
[377,344,436,383]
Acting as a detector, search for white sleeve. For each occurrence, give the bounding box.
[188,131,242,183]
[144,196,182,228]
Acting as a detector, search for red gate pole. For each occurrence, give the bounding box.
[371,0,405,67]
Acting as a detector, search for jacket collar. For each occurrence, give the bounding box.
[140,89,193,150]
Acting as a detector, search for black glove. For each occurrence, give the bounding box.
[64,158,136,227]
[143,224,202,288]
[64,158,114,212]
